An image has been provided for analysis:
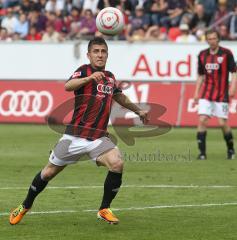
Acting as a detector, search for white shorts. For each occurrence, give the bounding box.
[198,99,229,119]
[49,134,116,166]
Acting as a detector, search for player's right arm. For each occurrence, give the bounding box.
[65,72,105,91]
[193,74,204,104]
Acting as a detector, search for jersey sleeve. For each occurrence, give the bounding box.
[67,65,86,81]
[198,53,205,75]
[113,82,122,95]
[111,73,122,95]
[227,51,237,73]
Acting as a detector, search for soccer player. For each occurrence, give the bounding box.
[9,37,149,225]
[193,29,237,160]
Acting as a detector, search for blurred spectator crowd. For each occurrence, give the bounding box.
[1,0,237,42]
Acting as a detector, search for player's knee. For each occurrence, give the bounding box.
[219,120,227,128]
[41,168,56,181]
[219,122,225,128]
[199,117,208,127]
[110,159,124,173]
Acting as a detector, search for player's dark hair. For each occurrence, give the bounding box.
[205,29,220,40]
[88,37,108,52]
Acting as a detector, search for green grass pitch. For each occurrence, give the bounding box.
[1,124,237,240]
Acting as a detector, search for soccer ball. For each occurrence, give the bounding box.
[96,7,124,35]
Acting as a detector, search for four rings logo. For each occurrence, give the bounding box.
[0,90,53,117]
[205,63,219,70]
[97,84,113,95]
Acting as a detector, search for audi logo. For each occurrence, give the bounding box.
[0,90,53,117]
[205,63,219,70]
[97,84,113,95]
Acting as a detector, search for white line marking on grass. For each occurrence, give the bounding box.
[0,210,77,216]
[1,202,237,216]
[0,185,236,190]
[84,202,237,212]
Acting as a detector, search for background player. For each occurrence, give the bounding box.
[9,37,149,225]
[193,29,237,160]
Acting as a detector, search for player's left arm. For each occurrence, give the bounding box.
[228,50,237,98]
[113,93,149,124]
[229,72,237,98]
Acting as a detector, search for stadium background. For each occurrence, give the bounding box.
[1,0,237,125]
[1,1,237,240]
[0,41,236,126]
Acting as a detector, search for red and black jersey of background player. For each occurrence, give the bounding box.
[198,46,237,102]
[65,64,122,140]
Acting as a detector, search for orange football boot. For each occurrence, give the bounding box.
[97,208,119,224]
[9,204,29,225]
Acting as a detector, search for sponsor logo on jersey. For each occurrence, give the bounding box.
[97,84,113,94]
[205,63,219,72]
[72,71,82,78]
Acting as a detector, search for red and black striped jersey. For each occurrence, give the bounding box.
[198,46,236,102]
[65,64,122,140]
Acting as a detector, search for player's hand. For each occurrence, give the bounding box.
[137,110,149,124]
[90,72,105,82]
